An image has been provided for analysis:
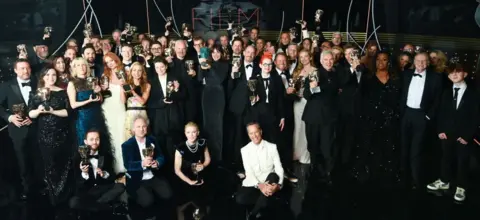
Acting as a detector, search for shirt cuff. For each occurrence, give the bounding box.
[102,171,110,179]
[7,115,13,123]
[81,172,89,180]
[310,87,321,94]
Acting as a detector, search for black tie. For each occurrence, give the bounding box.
[88,155,99,159]
[263,78,270,88]
[453,87,460,109]
[246,64,252,69]
[21,83,30,87]
[413,73,422,78]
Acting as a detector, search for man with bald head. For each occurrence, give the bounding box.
[227,45,261,173]
[400,52,443,189]
[170,40,200,123]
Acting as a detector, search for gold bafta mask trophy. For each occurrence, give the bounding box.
[17,44,27,58]
[134,45,143,56]
[83,23,93,39]
[36,87,51,111]
[185,60,194,74]
[86,77,98,99]
[231,57,241,78]
[44,26,53,35]
[142,143,155,158]
[78,145,90,166]
[315,9,324,23]
[165,81,174,102]
[100,75,112,98]
[247,79,258,103]
[12,103,26,119]
[115,70,131,93]
[309,70,321,93]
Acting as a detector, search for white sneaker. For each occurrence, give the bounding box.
[426,179,449,190]
[454,187,466,202]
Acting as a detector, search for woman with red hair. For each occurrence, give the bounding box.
[101,52,128,174]
[244,52,286,144]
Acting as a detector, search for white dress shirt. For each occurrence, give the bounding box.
[137,138,154,180]
[261,73,270,103]
[277,68,288,89]
[81,151,110,180]
[244,61,254,80]
[453,81,467,109]
[158,75,167,97]
[289,60,297,74]
[17,77,31,105]
[406,70,426,109]
[241,140,284,187]
[350,67,361,83]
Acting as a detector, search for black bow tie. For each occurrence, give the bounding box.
[88,155,99,159]
[21,82,30,87]
[413,73,422,78]
[246,64,253,69]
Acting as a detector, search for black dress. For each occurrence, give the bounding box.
[175,139,209,204]
[198,61,228,162]
[28,90,74,206]
[352,75,402,186]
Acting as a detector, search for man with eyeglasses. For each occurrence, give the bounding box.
[144,42,164,78]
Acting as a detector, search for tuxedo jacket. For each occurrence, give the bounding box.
[337,62,368,118]
[400,69,443,119]
[437,86,480,141]
[302,67,339,125]
[122,136,165,195]
[0,77,38,140]
[244,73,285,124]
[147,73,186,109]
[73,151,115,195]
[227,61,261,116]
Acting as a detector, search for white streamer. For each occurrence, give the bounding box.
[0,125,6,132]
[51,0,102,55]
[347,32,364,53]
[277,11,285,43]
[371,0,382,50]
[170,0,182,37]
[361,25,382,53]
[346,0,354,43]
[152,0,181,36]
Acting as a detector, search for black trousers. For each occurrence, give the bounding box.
[305,123,335,175]
[337,115,356,165]
[278,116,294,170]
[134,176,174,219]
[232,114,248,169]
[235,173,280,215]
[11,137,32,193]
[440,138,471,188]
[401,108,427,186]
[69,183,125,211]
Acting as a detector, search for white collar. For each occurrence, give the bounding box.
[414,69,426,76]
[17,78,30,83]
[453,81,467,90]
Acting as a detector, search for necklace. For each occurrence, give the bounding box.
[186,141,198,153]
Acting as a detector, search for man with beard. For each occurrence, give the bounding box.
[23,33,51,77]
[144,42,164,78]
[82,44,104,78]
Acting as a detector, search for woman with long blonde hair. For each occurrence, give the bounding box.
[101,52,127,173]
[288,49,315,164]
[124,62,151,140]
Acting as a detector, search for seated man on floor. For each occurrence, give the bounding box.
[70,129,126,215]
[122,115,174,219]
[236,122,284,220]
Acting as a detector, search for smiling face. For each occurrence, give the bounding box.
[274,54,287,71]
[154,62,167,76]
[14,61,31,80]
[54,57,66,73]
[448,70,467,84]
[184,124,199,143]
[247,124,262,145]
[84,131,100,151]
[133,118,148,138]
[299,51,311,66]
[376,53,389,71]
[260,58,273,73]
[104,56,118,70]
[414,53,429,73]
[131,64,143,80]
[212,48,222,61]
[321,53,334,71]
[43,68,57,87]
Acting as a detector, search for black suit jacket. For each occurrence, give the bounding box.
[337,62,368,118]
[437,86,480,141]
[122,136,165,195]
[400,69,443,119]
[227,61,261,115]
[302,67,339,125]
[73,151,116,195]
[0,77,38,140]
[244,73,285,124]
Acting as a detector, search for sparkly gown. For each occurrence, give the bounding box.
[74,78,112,148]
[124,86,148,140]
[102,83,127,173]
[29,90,73,205]
[293,76,310,164]
[351,75,401,185]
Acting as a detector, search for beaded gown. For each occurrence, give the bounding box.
[28,90,74,205]
[351,75,402,186]
[124,86,148,140]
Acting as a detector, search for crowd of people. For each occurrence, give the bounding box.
[0,12,479,220]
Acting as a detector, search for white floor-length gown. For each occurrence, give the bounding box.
[293,87,310,164]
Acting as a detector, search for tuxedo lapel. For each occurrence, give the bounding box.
[11,79,26,105]
[421,71,432,107]
[458,86,470,110]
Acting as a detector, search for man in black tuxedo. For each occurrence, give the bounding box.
[219,34,233,61]
[400,52,443,188]
[69,129,126,213]
[302,51,339,182]
[122,116,174,219]
[337,44,367,166]
[0,59,37,199]
[82,45,104,78]
[227,45,260,173]
[426,64,479,202]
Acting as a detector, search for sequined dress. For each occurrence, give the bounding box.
[124,86,148,140]
[28,90,73,205]
[351,75,401,185]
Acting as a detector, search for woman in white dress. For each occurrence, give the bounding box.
[101,52,127,173]
[288,49,315,164]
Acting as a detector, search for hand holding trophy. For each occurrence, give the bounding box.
[185,60,195,76]
[165,81,174,102]
[78,145,90,166]
[231,57,241,79]
[247,79,258,104]
[36,87,51,111]
[115,70,132,93]
[309,70,321,93]
[100,75,112,98]
[86,77,99,99]
[289,27,297,40]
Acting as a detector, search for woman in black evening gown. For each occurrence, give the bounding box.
[28,67,74,209]
[197,45,228,162]
[351,52,402,187]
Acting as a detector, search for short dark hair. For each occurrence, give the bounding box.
[446,62,465,73]
[232,38,243,47]
[152,57,168,66]
[274,52,287,61]
[14,59,30,69]
[246,122,261,131]
[193,36,204,42]
[84,128,101,140]
[82,44,95,54]
[343,43,356,51]
[251,26,260,33]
